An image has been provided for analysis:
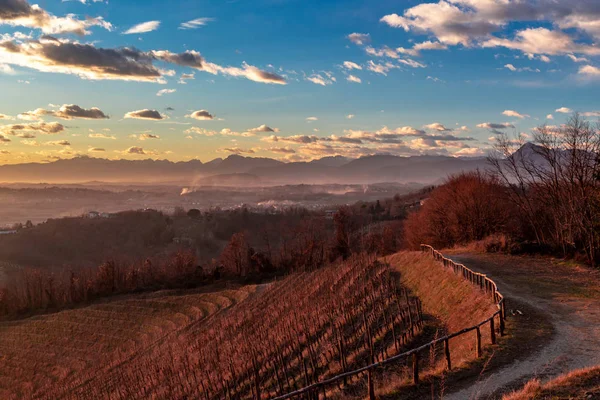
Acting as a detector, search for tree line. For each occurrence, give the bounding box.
[407,114,600,267]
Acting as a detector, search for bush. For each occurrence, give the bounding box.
[404,171,513,249]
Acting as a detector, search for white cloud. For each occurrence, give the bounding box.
[381,2,600,56]
[347,33,370,45]
[424,122,450,132]
[556,107,572,113]
[307,74,333,86]
[346,74,361,83]
[179,18,214,30]
[186,110,214,120]
[366,60,398,76]
[502,110,529,119]
[346,114,355,119]
[546,114,554,120]
[0,0,112,35]
[504,64,540,73]
[124,20,160,34]
[578,65,600,77]
[342,61,362,70]
[156,88,176,96]
[426,76,444,83]
[306,117,318,121]
[568,54,589,63]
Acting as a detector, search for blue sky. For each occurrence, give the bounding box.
[0,0,599,164]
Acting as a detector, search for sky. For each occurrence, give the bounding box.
[0,0,600,165]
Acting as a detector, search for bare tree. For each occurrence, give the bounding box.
[489,114,600,265]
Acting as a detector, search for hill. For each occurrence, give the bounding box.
[0,153,490,185]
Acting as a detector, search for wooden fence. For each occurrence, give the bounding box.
[270,245,506,399]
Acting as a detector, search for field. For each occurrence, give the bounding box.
[0,255,428,399]
[0,283,257,399]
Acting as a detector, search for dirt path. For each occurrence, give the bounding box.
[443,252,600,400]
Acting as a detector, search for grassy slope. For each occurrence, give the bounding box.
[378,251,499,398]
[503,366,600,399]
[0,283,256,399]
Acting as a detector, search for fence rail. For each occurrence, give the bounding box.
[270,246,506,400]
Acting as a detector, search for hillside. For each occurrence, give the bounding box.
[0,250,501,399]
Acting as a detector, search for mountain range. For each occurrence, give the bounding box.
[0,153,493,185]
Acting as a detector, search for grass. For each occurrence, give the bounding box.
[0,282,256,399]
[371,251,514,399]
[447,247,600,301]
[502,366,600,399]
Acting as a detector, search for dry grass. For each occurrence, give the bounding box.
[375,251,499,398]
[0,283,256,399]
[1,256,424,399]
[503,366,600,399]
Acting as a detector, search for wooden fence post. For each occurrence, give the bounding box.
[476,327,482,358]
[490,318,496,345]
[367,369,375,400]
[444,339,451,370]
[412,353,419,385]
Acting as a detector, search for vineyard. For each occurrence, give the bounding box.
[0,284,257,399]
[1,255,424,399]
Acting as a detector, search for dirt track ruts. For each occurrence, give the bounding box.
[444,252,600,400]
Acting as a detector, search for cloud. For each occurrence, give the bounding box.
[556,107,572,113]
[262,135,320,144]
[89,132,115,139]
[483,28,600,57]
[18,104,109,120]
[366,60,398,76]
[179,17,214,30]
[88,147,105,152]
[398,58,426,68]
[156,88,176,96]
[426,76,444,83]
[477,122,515,133]
[424,122,450,131]
[0,114,13,120]
[1,121,64,136]
[247,124,277,134]
[346,74,361,83]
[579,65,600,77]
[503,64,540,73]
[124,109,165,120]
[347,33,370,45]
[268,146,295,154]
[346,114,355,119]
[0,38,285,85]
[124,20,160,34]
[502,110,529,119]
[178,72,194,84]
[546,114,554,120]
[306,117,318,121]
[582,111,600,117]
[138,133,159,140]
[221,147,255,155]
[125,146,145,155]
[306,73,333,86]
[0,0,112,35]
[46,140,70,146]
[568,54,589,63]
[381,2,600,56]
[186,110,214,120]
[0,63,14,74]
[342,61,362,70]
[197,59,286,85]
[0,39,165,82]
[0,134,11,143]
